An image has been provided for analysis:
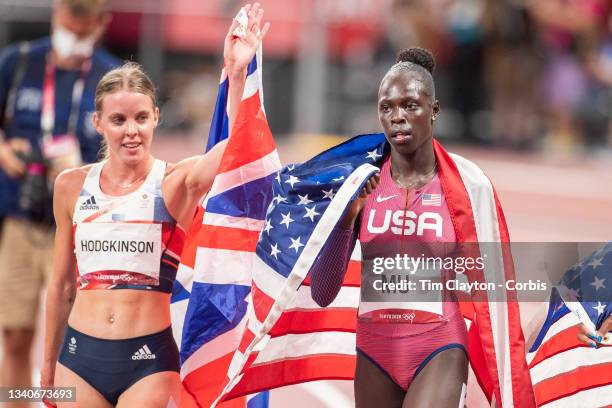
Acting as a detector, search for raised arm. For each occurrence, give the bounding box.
[163,4,269,227]
[225,3,269,139]
[184,3,269,192]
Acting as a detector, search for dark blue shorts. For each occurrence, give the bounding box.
[58,325,179,405]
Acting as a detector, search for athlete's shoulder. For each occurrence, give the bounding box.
[160,159,184,193]
[55,164,95,194]
[447,152,492,189]
[164,160,177,175]
[448,152,484,173]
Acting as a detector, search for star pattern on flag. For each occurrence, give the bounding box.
[593,301,606,315]
[289,236,304,253]
[255,137,382,280]
[590,275,606,291]
[270,243,281,259]
[297,194,314,205]
[263,219,273,235]
[558,243,611,329]
[322,188,335,200]
[275,172,281,183]
[588,257,603,269]
[273,194,287,205]
[266,201,276,216]
[303,206,320,222]
[280,212,294,229]
[285,175,300,188]
[366,148,382,161]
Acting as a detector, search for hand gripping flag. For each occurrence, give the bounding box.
[170,40,276,407]
[215,133,536,407]
[527,243,612,407]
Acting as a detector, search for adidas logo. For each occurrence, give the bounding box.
[79,196,99,211]
[132,344,156,360]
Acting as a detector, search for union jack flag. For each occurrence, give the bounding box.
[528,243,612,407]
[170,44,276,407]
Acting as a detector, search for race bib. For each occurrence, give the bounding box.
[359,266,444,323]
[75,222,162,286]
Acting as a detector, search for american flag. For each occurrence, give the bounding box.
[421,192,441,206]
[527,243,612,407]
[213,133,536,407]
[214,149,379,403]
[170,43,275,408]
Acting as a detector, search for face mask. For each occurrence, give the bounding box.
[52,25,95,59]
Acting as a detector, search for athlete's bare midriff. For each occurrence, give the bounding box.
[68,290,171,339]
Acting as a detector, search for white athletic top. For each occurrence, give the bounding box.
[72,159,184,292]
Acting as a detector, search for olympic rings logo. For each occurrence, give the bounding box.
[402,312,415,322]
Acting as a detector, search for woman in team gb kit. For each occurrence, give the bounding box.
[42,4,269,407]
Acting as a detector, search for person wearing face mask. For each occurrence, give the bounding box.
[0,0,118,400]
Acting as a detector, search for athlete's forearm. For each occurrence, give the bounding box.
[43,279,75,366]
[227,66,247,138]
[309,226,356,307]
[180,139,227,200]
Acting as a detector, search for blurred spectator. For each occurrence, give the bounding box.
[526,0,611,153]
[385,0,454,63]
[444,0,488,142]
[161,65,218,137]
[579,5,612,151]
[375,0,612,153]
[0,0,118,400]
[483,0,540,149]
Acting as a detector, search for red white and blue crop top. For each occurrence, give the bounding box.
[72,159,185,292]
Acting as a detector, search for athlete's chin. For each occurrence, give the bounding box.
[388,140,419,155]
[385,134,430,155]
[119,149,146,165]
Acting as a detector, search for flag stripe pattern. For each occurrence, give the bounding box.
[527,243,611,407]
[445,150,533,407]
[210,134,535,407]
[170,47,273,407]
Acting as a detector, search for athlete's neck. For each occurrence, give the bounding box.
[104,155,155,186]
[389,139,436,188]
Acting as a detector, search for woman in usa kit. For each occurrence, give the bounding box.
[309,47,535,408]
[41,4,269,407]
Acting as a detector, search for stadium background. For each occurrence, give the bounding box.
[0,0,610,406]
